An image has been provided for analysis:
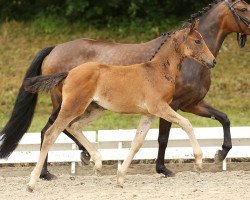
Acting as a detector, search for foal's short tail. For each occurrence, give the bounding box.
[24,72,69,93]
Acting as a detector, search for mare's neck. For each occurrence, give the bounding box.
[198,2,228,56]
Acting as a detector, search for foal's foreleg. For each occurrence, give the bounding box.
[117,115,155,187]
[149,103,203,169]
[181,100,232,162]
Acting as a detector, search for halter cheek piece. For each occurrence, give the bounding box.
[225,0,250,48]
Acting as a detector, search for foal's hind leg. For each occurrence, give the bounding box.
[117,115,155,187]
[27,91,95,191]
[66,124,102,174]
[27,115,74,192]
[148,103,203,170]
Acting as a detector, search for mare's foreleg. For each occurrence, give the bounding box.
[117,116,155,187]
[156,118,175,177]
[181,100,232,162]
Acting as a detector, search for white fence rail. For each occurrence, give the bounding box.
[0,127,249,173]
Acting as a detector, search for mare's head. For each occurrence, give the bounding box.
[221,0,250,35]
[181,21,216,69]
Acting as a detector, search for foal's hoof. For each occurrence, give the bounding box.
[214,150,224,163]
[26,184,34,193]
[194,163,203,172]
[94,162,102,176]
[156,165,175,177]
[40,171,57,181]
[81,150,91,165]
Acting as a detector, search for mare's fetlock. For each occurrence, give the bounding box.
[214,149,224,163]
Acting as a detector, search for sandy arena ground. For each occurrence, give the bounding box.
[0,162,250,200]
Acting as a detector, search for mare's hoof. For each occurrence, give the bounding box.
[81,150,91,165]
[40,171,57,181]
[214,150,224,163]
[156,165,175,177]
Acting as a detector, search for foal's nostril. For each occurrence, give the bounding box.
[213,59,217,66]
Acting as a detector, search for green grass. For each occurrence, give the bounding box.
[0,20,249,132]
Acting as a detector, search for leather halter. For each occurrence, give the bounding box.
[225,0,250,48]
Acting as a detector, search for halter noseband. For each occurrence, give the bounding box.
[225,0,250,48]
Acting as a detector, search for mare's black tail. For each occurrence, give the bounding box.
[0,46,55,158]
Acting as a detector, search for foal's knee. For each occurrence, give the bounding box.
[180,118,193,133]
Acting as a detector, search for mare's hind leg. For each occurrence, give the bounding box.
[181,100,232,162]
[117,116,155,187]
[148,103,203,170]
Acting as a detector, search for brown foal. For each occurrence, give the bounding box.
[24,21,215,191]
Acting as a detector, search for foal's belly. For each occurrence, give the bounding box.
[92,94,149,115]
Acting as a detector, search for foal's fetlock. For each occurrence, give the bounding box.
[93,152,102,175]
[27,171,39,192]
[194,153,203,171]
[117,170,125,188]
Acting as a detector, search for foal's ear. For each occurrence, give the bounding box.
[188,20,199,34]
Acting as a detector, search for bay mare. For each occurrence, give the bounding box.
[24,22,215,191]
[0,0,250,179]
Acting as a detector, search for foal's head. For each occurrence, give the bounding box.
[181,21,216,68]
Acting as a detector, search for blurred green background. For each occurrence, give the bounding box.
[0,0,249,132]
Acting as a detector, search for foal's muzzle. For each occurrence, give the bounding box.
[204,59,216,69]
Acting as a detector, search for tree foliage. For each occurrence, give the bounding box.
[0,0,217,23]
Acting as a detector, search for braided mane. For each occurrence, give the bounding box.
[150,0,224,61]
[186,0,222,24]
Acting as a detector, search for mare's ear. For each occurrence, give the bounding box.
[188,20,199,34]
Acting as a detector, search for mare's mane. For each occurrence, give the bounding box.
[150,0,224,61]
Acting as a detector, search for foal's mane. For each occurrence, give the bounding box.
[150,0,223,61]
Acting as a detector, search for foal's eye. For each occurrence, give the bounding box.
[240,8,247,12]
[195,39,201,45]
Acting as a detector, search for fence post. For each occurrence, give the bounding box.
[117,141,123,170]
[71,143,77,174]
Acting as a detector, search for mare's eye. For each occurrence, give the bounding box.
[240,8,247,12]
[195,39,201,45]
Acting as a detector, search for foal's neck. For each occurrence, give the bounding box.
[150,33,185,77]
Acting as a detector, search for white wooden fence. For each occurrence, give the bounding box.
[0,127,249,173]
